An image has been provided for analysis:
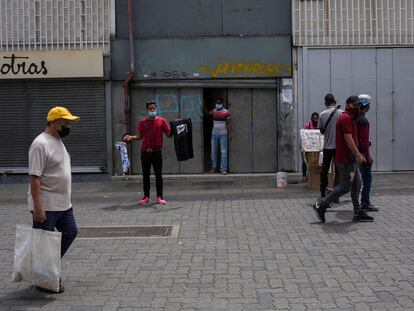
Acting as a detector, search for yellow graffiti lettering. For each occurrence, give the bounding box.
[198,62,292,78]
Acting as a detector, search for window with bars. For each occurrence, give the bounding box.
[0,0,110,53]
[293,0,414,46]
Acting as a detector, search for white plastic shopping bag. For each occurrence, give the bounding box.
[13,224,61,292]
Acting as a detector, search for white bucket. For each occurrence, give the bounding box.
[276,172,288,188]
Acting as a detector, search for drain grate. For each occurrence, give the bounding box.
[77,225,179,239]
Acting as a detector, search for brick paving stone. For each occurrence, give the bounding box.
[1,173,414,310]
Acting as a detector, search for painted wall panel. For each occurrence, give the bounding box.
[222,0,291,35]
[252,89,277,172]
[376,49,394,171]
[179,88,204,173]
[111,37,292,80]
[352,49,378,171]
[330,50,353,104]
[393,49,414,170]
[116,0,291,38]
[306,49,331,123]
[228,89,252,172]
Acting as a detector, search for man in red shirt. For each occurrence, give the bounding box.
[312,95,374,223]
[123,101,171,205]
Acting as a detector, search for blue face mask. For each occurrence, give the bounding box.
[148,111,157,118]
[216,103,223,110]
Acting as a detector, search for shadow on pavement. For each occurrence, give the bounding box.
[0,287,56,309]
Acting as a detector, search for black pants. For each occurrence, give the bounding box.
[141,150,163,198]
[320,148,339,197]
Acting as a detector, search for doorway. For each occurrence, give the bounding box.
[203,88,228,172]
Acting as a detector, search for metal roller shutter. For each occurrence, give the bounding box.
[0,80,107,173]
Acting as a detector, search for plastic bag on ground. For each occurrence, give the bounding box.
[13,224,61,292]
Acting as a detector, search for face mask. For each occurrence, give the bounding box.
[57,125,70,138]
[216,103,223,110]
[346,107,360,117]
[148,111,157,118]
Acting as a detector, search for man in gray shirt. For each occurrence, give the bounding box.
[318,94,342,198]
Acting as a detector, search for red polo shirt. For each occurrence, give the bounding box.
[137,116,170,151]
[335,111,358,164]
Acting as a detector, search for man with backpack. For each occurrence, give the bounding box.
[318,94,342,198]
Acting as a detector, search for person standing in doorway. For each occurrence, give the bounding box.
[312,95,374,223]
[204,97,231,175]
[28,106,80,293]
[318,94,342,198]
[123,100,172,205]
[355,94,379,212]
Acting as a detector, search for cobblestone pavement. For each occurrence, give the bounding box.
[0,173,413,311]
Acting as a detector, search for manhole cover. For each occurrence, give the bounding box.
[77,225,179,239]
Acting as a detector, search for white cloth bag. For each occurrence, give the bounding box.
[13,224,61,292]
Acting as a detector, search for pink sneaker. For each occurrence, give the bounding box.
[156,197,167,205]
[138,196,150,205]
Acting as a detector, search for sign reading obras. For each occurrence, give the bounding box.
[0,50,103,79]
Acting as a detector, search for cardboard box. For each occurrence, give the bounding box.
[308,166,334,190]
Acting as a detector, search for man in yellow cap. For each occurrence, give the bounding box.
[28,106,80,293]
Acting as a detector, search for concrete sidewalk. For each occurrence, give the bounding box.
[0,173,413,310]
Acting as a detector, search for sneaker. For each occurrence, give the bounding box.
[353,210,374,222]
[312,201,326,223]
[361,202,379,212]
[138,196,150,205]
[220,169,228,175]
[156,197,167,205]
[209,169,216,174]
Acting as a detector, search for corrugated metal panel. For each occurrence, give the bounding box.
[116,0,290,38]
[293,0,414,46]
[0,0,111,54]
[0,80,107,170]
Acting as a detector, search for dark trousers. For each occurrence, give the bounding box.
[32,207,78,258]
[321,163,361,211]
[320,148,339,197]
[359,164,372,204]
[141,150,163,198]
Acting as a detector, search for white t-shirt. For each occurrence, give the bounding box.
[28,132,72,211]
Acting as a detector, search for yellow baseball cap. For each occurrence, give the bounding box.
[47,106,80,122]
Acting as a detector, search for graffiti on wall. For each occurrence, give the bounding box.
[199,61,292,78]
[146,92,203,122]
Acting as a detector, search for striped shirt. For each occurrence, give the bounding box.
[211,108,231,135]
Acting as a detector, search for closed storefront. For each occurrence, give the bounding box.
[297,47,414,171]
[129,83,279,174]
[0,80,107,173]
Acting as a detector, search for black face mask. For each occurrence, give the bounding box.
[57,126,71,138]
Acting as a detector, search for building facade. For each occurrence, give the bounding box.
[111,0,294,175]
[0,0,112,174]
[293,0,414,171]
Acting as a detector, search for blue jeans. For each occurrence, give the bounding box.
[33,208,78,258]
[321,163,361,211]
[359,164,372,204]
[211,134,228,170]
